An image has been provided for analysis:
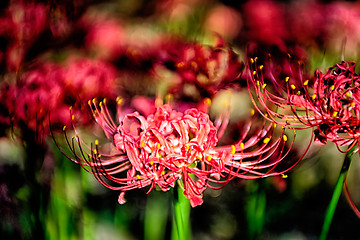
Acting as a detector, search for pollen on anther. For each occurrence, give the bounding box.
[303,80,309,86]
[63,126,66,131]
[259,65,264,70]
[253,71,257,76]
[204,98,211,105]
[150,161,154,165]
[231,145,236,155]
[312,94,317,100]
[263,138,270,144]
[156,143,161,149]
[332,111,338,117]
[285,76,289,82]
[95,139,99,145]
[282,174,288,178]
[136,175,141,180]
[240,142,245,149]
[290,84,296,90]
[206,156,212,161]
[250,109,255,116]
[262,83,267,89]
[330,85,335,91]
[283,135,288,142]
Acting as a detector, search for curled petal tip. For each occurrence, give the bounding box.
[118,192,126,204]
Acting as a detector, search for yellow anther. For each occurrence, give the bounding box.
[161,171,165,176]
[240,142,245,149]
[262,83,267,89]
[140,142,145,147]
[253,71,257,76]
[95,139,99,145]
[166,93,173,103]
[150,161,154,165]
[69,106,73,111]
[312,94,317,100]
[88,100,91,106]
[136,175,141,180]
[351,102,355,107]
[330,85,335,91]
[63,126,66,131]
[231,145,236,155]
[71,115,75,120]
[93,149,97,155]
[259,65,264,70]
[265,113,268,117]
[156,143,161,149]
[296,91,301,95]
[254,57,258,61]
[98,154,101,158]
[185,143,190,150]
[250,58,254,63]
[204,98,211,105]
[206,156,212,161]
[99,101,102,107]
[287,53,291,59]
[285,76,289,82]
[92,98,96,104]
[256,81,260,86]
[250,109,255,116]
[155,98,162,107]
[176,62,185,68]
[273,123,277,128]
[282,174,288,178]
[283,135,288,142]
[116,97,123,105]
[290,84,296,90]
[346,92,351,98]
[103,98,107,104]
[263,138,270,144]
[303,80,309,86]
[332,111,338,117]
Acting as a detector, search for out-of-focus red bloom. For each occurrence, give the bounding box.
[2,57,118,141]
[82,15,124,60]
[242,0,287,50]
[0,2,48,71]
[204,5,242,40]
[249,57,360,151]
[57,98,299,207]
[157,38,244,98]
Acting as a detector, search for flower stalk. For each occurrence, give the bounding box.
[319,145,356,240]
[172,184,191,240]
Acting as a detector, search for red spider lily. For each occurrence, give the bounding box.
[156,38,244,97]
[2,58,118,142]
[249,58,360,152]
[54,97,303,207]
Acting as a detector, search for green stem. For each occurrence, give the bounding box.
[144,191,169,240]
[319,146,355,240]
[172,185,190,240]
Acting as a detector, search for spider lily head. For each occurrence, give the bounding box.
[249,57,360,150]
[55,97,303,207]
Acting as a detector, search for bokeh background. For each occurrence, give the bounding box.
[1,0,360,239]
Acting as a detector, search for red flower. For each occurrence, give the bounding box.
[249,57,360,151]
[57,98,297,207]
